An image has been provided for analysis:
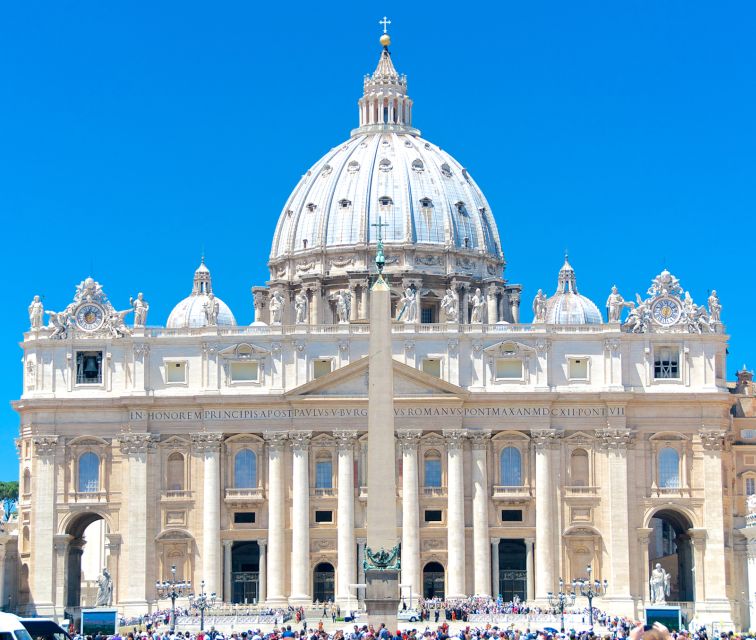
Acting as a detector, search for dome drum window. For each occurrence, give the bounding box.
[320,164,333,177]
[379,196,393,207]
[338,199,352,209]
[379,158,393,172]
[306,203,317,212]
[419,198,433,209]
[441,163,453,178]
[412,159,424,172]
[347,161,360,174]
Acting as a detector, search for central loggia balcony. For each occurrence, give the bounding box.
[224,487,265,503]
[492,485,532,502]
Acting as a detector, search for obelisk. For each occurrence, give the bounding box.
[364,217,400,629]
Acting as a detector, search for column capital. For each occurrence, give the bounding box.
[190,432,223,453]
[699,428,727,451]
[490,537,500,545]
[222,539,234,550]
[595,428,635,450]
[53,533,72,553]
[264,432,288,451]
[531,428,561,450]
[119,432,159,455]
[334,430,358,451]
[290,430,312,452]
[356,537,367,545]
[524,537,536,546]
[258,538,268,550]
[105,533,122,552]
[687,528,708,544]
[636,527,654,545]
[397,430,422,452]
[33,435,59,457]
[469,430,492,450]
[444,429,467,451]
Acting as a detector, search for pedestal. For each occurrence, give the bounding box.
[365,570,400,630]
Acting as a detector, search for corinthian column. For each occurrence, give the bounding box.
[398,430,422,601]
[31,436,58,616]
[192,432,223,597]
[486,285,499,324]
[470,431,492,596]
[335,431,358,608]
[264,433,287,605]
[446,430,467,598]
[120,432,159,614]
[533,429,560,599]
[290,431,312,604]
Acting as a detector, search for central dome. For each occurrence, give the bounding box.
[268,36,505,285]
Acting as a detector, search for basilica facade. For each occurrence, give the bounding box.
[13,31,753,630]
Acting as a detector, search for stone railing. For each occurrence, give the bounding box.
[422,486,447,497]
[161,489,193,501]
[312,488,337,498]
[224,487,265,501]
[68,490,108,503]
[492,485,532,501]
[564,486,599,497]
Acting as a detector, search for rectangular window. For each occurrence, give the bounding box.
[496,359,523,380]
[568,358,589,380]
[501,509,523,522]
[424,510,443,523]
[165,361,187,384]
[230,361,259,382]
[315,460,333,489]
[421,307,435,324]
[747,478,755,496]
[75,351,103,385]
[422,358,441,378]
[233,512,256,524]
[315,510,333,523]
[313,359,332,379]
[424,459,442,487]
[654,348,680,379]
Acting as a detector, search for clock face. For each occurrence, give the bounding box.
[651,297,682,326]
[75,303,104,331]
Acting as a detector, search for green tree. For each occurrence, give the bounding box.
[0,481,18,521]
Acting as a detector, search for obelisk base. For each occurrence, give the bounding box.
[364,569,400,630]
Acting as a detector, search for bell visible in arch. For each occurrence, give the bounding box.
[82,355,99,375]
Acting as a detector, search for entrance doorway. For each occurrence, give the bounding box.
[648,509,695,601]
[232,542,260,604]
[65,513,108,612]
[423,562,445,598]
[498,539,526,602]
[313,562,335,603]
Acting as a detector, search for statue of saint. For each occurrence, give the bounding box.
[95,568,113,607]
[606,285,632,323]
[532,289,547,323]
[470,288,485,323]
[440,289,458,323]
[294,292,308,324]
[270,290,285,325]
[335,290,351,324]
[28,295,44,330]
[203,293,220,326]
[397,287,417,323]
[129,292,149,327]
[649,563,671,604]
[708,290,722,323]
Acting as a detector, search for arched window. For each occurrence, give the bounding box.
[78,452,100,493]
[22,468,31,495]
[424,450,442,488]
[658,447,680,488]
[167,452,185,491]
[570,449,590,486]
[234,449,257,489]
[315,456,333,489]
[500,447,522,486]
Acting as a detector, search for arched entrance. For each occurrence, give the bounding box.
[231,541,260,604]
[423,562,445,599]
[64,513,108,611]
[648,509,695,601]
[313,562,335,603]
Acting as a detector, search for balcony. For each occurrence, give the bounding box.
[492,485,532,502]
[68,490,108,504]
[648,486,692,499]
[422,486,447,498]
[224,488,265,503]
[311,488,337,498]
[160,490,193,502]
[564,486,599,497]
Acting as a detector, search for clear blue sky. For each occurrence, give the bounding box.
[1,2,754,478]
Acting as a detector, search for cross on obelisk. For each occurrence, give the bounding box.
[379,16,391,34]
[364,215,400,628]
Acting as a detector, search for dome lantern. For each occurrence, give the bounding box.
[166,259,237,329]
[544,256,602,325]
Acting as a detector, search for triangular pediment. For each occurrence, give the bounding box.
[286,357,468,399]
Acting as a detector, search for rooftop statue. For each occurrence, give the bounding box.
[203,292,220,326]
[606,285,634,323]
[532,289,547,323]
[470,288,485,324]
[708,290,722,324]
[335,290,351,324]
[130,292,149,327]
[441,288,458,323]
[28,295,44,330]
[397,287,417,323]
[270,290,285,325]
[294,292,308,324]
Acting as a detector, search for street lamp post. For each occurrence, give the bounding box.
[547,578,576,632]
[574,565,607,631]
[155,565,192,632]
[189,580,217,632]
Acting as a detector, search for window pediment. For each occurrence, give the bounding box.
[219,343,269,359]
[483,340,535,358]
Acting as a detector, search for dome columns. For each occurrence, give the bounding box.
[486,284,500,324]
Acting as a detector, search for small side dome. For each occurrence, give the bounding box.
[545,256,602,325]
[166,259,237,329]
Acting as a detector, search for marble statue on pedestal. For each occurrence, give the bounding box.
[606,285,633,323]
[441,289,458,323]
[270,290,285,325]
[204,293,220,326]
[708,290,722,323]
[470,288,485,323]
[336,290,351,324]
[532,289,547,323]
[95,568,113,606]
[129,292,149,327]
[649,563,671,604]
[28,295,44,330]
[294,292,308,324]
[397,287,417,323]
